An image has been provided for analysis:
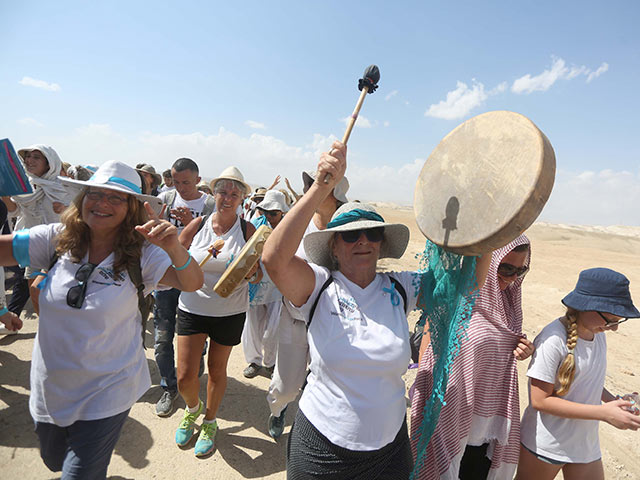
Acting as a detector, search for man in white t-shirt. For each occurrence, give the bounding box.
[154,158,215,417]
[158,169,175,193]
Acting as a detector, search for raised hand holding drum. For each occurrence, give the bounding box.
[414,111,555,255]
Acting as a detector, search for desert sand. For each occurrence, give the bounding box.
[1,205,639,479]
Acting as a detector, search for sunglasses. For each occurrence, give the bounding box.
[597,311,628,326]
[67,263,97,309]
[338,227,384,243]
[86,190,128,206]
[497,263,529,278]
[260,209,281,217]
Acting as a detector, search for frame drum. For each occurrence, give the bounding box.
[213,224,271,298]
[414,111,555,255]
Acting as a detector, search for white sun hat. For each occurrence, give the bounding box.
[256,190,290,213]
[302,170,349,203]
[303,202,410,269]
[58,160,163,214]
[210,166,251,195]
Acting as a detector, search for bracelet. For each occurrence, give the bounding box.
[0,306,8,316]
[173,253,192,271]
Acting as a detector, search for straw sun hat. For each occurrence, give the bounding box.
[209,166,251,195]
[59,160,163,214]
[303,202,409,269]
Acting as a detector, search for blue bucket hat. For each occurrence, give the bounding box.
[562,268,640,318]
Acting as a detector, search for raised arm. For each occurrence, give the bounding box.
[284,177,302,202]
[135,203,204,292]
[262,142,346,307]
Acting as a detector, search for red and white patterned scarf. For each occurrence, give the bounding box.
[410,235,530,479]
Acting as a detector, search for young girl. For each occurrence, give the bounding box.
[516,267,640,480]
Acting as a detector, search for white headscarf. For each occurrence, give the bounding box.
[12,145,71,229]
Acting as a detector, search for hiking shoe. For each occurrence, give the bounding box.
[264,365,274,378]
[243,363,261,379]
[268,406,287,440]
[194,421,218,457]
[175,400,204,446]
[156,390,179,417]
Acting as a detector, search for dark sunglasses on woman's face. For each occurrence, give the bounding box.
[338,227,384,243]
[597,311,628,326]
[67,263,98,309]
[261,210,281,217]
[497,263,529,278]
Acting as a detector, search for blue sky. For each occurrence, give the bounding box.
[2,1,639,225]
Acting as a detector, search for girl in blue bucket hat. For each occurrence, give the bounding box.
[516,268,640,480]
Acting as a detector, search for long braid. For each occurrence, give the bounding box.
[556,308,579,396]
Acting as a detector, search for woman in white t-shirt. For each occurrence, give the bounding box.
[262,142,490,480]
[516,268,640,480]
[173,166,259,457]
[0,161,203,479]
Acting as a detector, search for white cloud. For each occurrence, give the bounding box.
[512,57,609,94]
[340,115,372,128]
[540,168,640,226]
[41,124,639,225]
[587,62,609,82]
[19,76,61,92]
[18,117,43,127]
[245,120,266,130]
[383,121,390,127]
[385,90,398,101]
[425,80,488,120]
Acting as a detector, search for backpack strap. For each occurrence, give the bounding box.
[48,253,59,271]
[126,260,150,348]
[240,217,248,241]
[388,276,408,315]
[307,276,334,330]
[202,194,216,216]
[163,190,177,217]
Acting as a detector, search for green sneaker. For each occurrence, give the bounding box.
[194,421,218,457]
[175,400,204,446]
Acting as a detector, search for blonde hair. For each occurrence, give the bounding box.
[55,190,149,274]
[555,307,580,396]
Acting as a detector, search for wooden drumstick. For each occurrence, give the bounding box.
[323,65,380,184]
[199,239,225,267]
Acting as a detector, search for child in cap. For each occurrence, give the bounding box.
[516,268,640,480]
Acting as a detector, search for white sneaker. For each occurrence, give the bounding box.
[0,327,18,335]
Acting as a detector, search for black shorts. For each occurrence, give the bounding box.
[176,308,246,346]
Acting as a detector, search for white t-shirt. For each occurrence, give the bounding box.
[27,223,172,427]
[158,190,211,232]
[179,215,249,317]
[520,318,607,463]
[297,263,420,451]
[158,185,175,193]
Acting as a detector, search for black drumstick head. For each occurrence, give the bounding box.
[358,64,380,93]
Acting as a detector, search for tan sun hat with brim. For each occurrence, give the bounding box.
[135,164,162,187]
[256,190,290,213]
[209,166,251,195]
[303,202,410,269]
[302,170,349,203]
[58,160,163,215]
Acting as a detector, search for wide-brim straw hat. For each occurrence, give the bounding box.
[303,202,409,269]
[210,166,251,195]
[256,190,289,213]
[135,164,162,187]
[562,267,640,318]
[58,160,163,215]
[302,170,349,203]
